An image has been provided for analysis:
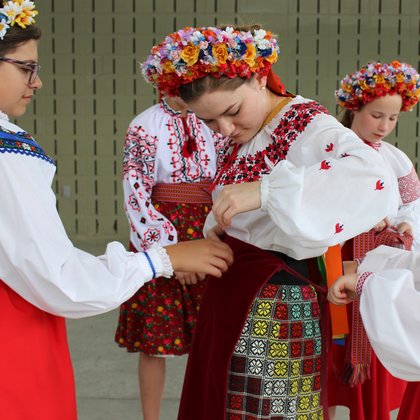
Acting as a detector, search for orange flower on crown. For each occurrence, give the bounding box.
[180,44,200,66]
[266,49,278,64]
[162,60,175,74]
[244,44,256,67]
[212,44,229,65]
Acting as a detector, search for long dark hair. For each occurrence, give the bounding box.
[0,24,42,56]
[340,109,354,128]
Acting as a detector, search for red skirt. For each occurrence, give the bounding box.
[398,382,420,419]
[178,236,327,419]
[328,339,406,419]
[327,240,407,419]
[115,183,211,355]
[0,280,77,420]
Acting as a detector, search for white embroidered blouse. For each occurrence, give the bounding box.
[123,99,228,251]
[0,117,173,319]
[357,245,420,380]
[204,95,401,259]
[372,141,420,249]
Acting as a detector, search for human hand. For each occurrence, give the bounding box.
[343,260,358,275]
[165,239,233,278]
[212,181,261,229]
[396,221,412,235]
[373,218,389,232]
[175,271,206,286]
[206,225,225,241]
[327,273,358,305]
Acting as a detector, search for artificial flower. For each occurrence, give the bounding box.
[141,26,280,97]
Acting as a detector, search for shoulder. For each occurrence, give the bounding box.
[381,141,410,159]
[128,102,167,130]
[381,141,414,174]
[271,95,342,137]
[286,95,331,115]
[0,119,28,136]
[0,120,54,165]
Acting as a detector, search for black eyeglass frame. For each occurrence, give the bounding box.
[0,56,41,84]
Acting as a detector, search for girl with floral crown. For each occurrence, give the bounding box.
[142,25,400,419]
[0,3,233,419]
[113,90,229,419]
[328,60,420,420]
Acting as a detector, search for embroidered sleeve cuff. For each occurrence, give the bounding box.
[148,243,174,278]
[355,257,364,266]
[356,271,373,296]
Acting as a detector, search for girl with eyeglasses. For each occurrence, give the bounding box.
[0,3,233,420]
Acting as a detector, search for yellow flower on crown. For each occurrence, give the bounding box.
[244,44,256,66]
[162,60,175,74]
[373,74,385,84]
[266,49,278,64]
[359,79,369,91]
[180,44,200,66]
[396,73,405,83]
[342,83,352,93]
[212,44,229,65]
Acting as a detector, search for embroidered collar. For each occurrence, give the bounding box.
[0,110,9,121]
[0,125,55,165]
[161,98,181,116]
[364,140,382,151]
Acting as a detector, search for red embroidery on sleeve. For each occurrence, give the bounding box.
[375,180,384,190]
[399,167,420,204]
[335,223,344,234]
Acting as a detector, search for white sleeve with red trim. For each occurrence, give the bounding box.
[260,113,399,256]
[123,113,178,252]
[357,245,420,380]
[382,144,420,247]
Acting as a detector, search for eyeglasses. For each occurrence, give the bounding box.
[0,56,41,84]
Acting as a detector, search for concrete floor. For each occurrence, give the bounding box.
[67,309,399,420]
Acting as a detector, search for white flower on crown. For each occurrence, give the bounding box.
[0,1,37,38]
[0,17,10,39]
[190,30,204,44]
[1,1,22,24]
[253,29,267,42]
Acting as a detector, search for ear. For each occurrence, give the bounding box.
[254,74,268,90]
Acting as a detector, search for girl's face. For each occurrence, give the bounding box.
[0,39,42,117]
[186,76,270,144]
[351,94,402,143]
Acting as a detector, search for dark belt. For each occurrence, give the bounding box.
[266,250,310,285]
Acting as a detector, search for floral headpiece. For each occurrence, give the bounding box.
[0,0,38,40]
[336,60,420,112]
[141,26,280,97]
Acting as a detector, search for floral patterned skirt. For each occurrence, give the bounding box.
[114,199,210,355]
[226,283,323,419]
